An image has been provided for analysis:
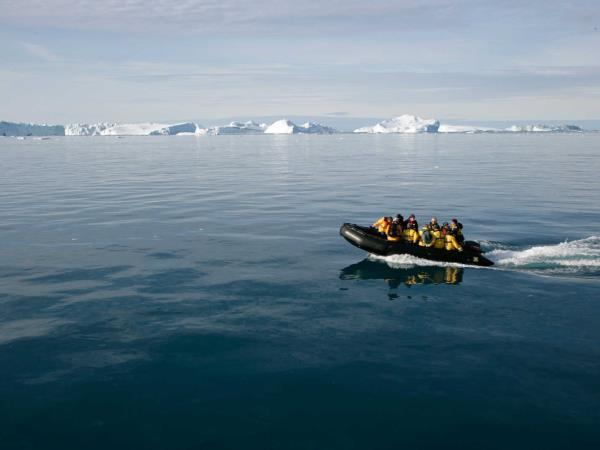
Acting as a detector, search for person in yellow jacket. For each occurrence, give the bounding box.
[442,223,463,252]
[432,221,445,249]
[372,216,392,236]
[386,216,403,241]
[418,224,435,247]
[402,219,420,244]
[450,218,465,245]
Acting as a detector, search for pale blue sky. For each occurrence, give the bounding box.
[1,0,599,123]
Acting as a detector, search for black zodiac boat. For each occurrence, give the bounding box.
[340,223,494,267]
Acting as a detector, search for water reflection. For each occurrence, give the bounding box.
[340,258,463,288]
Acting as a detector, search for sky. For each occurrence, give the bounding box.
[1,0,599,124]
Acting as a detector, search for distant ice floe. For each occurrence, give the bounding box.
[264,119,337,134]
[439,123,584,134]
[438,124,500,133]
[66,122,201,136]
[504,124,583,133]
[199,121,267,135]
[354,115,440,133]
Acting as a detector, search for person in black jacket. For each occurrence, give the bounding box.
[449,218,465,244]
[403,213,418,230]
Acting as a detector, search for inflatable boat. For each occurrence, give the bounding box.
[339,223,494,267]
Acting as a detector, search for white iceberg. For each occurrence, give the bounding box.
[438,124,500,133]
[264,119,337,134]
[0,121,64,136]
[354,115,440,133]
[65,122,202,136]
[203,121,267,135]
[65,123,114,136]
[299,122,337,134]
[505,124,583,133]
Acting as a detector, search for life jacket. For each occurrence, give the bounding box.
[445,233,463,251]
[419,227,435,247]
[403,228,419,244]
[450,223,465,242]
[433,230,445,249]
[372,217,391,234]
[386,221,402,241]
[381,221,391,235]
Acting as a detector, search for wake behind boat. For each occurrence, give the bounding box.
[340,223,494,267]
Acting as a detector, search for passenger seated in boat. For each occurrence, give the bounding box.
[403,217,420,244]
[386,216,403,242]
[372,216,392,236]
[403,213,418,230]
[432,219,445,249]
[449,218,465,245]
[442,223,463,252]
[419,224,435,247]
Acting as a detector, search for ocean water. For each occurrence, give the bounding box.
[1,134,599,449]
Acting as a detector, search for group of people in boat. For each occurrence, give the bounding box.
[371,214,465,252]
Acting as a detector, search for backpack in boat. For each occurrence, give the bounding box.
[421,229,432,245]
[388,221,400,237]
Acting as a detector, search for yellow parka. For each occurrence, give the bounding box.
[432,229,445,249]
[403,228,419,244]
[372,217,391,234]
[386,221,403,241]
[444,233,463,252]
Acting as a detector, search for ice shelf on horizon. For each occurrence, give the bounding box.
[0,117,588,137]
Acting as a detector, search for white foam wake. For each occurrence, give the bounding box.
[488,236,600,271]
[370,236,600,276]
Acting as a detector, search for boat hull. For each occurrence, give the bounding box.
[340,223,494,267]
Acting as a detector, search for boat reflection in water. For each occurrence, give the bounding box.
[340,258,463,289]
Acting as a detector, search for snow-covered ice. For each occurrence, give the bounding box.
[438,124,500,133]
[505,124,582,133]
[202,121,267,135]
[65,122,201,136]
[0,117,591,137]
[354,115,440,134]
[65,123,114,136]
[264,119,337,134]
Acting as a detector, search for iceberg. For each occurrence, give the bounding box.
[354,115,440,133]
[264,119,298,134]
[65,122,201,136]
[264,119,337,134]
[438,124,500,133]
[0,121,64,136]
[203,121,267,135]
[299,122,337,134]
[505,124,583,133]
[148,122,200,135]
[65,123,114,136]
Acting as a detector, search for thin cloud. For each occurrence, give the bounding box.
[20,41,61,62]
[0,0,531,35]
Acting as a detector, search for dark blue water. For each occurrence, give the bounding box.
[1,134,599,449]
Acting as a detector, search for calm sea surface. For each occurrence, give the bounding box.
[1,134,599,449]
